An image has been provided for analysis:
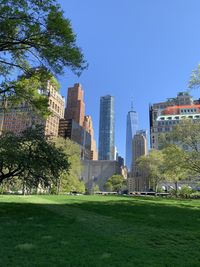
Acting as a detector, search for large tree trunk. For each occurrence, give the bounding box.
[57,179,61,195]
[22,179,26,195]
[175,181,178,197]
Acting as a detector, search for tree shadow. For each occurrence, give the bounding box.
[0,197,199,267]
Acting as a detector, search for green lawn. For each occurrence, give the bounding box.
[0,195,200,267]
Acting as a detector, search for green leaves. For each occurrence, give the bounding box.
[0,125,70,189]
[137,150,164,191]
[162,145,189,183]
[0,0,86,114]
[189,64,200,90]
[104,175,125,192]
[52,137,85,193]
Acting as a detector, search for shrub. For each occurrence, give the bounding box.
[190,192,200,199]
[178,185,194,199]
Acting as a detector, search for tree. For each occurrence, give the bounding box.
[52,137,85,193]
[189,64,200,90]
[104,181,113,192]
[0,125,70,192]
[104,175,126,192]
[162,145,191,194]
[0,0,86,114]
[162,119,200,175]
[136,150,165,192]
[91,183,100,194]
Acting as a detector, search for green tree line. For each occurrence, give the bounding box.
[0,0,86,194]
[137,119,200,194]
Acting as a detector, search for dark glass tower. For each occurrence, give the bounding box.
[125,107,138,171]
[98,95,115,160]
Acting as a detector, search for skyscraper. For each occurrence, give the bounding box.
[65,83,85,126]
[128,130,148,192]
[125,105,138,170]
[59,83,98,160]
[84,115,98,160]
[132,130,148,171]
[98,95,115,160]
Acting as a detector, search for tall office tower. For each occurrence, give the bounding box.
[128,130,148,192]
[0,79,65,137]
[65,83,85,126]
[132,130,148,170]
[98,95,115,160]
[58,118,92,160]
[125,105,138,170]
[149,91,200,150]
[59,83,98,160]
[84,115,98,160]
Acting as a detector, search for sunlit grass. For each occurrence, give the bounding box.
[0,195,200,267]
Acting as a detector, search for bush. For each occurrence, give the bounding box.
[190,192,200,199]
[177,186,194,199]
[156,187,165,193]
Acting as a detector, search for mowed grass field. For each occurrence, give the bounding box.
[0,195,200,267]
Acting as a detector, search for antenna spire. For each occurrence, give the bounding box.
[131,98,134,111]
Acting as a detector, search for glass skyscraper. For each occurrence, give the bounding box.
[98,95,115,160]
[125,109,138,170]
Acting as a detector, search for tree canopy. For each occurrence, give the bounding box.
[104,175,126,192]
[162,145,191,192]
[160,119,200,175]
[136,150,164,192]
[0,125,70,190]
[0,0,86,114]
[52,137,85,193]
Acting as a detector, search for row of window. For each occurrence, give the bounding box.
[157,127,172,132]
[159,115,200,120]
[180,108,197,113]
[157,120,178,126]
[152,127,172,133]
[49,99,64,116]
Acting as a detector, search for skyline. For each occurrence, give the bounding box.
[56,0,200,158]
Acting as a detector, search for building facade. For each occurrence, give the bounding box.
[0,80,65,136]
[59,83,98,160]
[45,81,65,136]
[149,92,200,149]
[98,95,115,160]
[125,109,138,170]
[81,160,121,191]
[65,83,85,127]
[83,115,98,160]
[128,130,148,192]
[59,118,92,160]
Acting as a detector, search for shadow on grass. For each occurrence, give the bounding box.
[0,197,200,267]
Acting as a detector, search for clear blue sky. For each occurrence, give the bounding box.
[57,0,200,158]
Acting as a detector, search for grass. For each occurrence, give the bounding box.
[0,195,200,267]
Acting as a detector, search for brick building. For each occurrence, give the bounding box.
[65,83,85,126]
[0,80,65,136]
[60,83,98,160]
